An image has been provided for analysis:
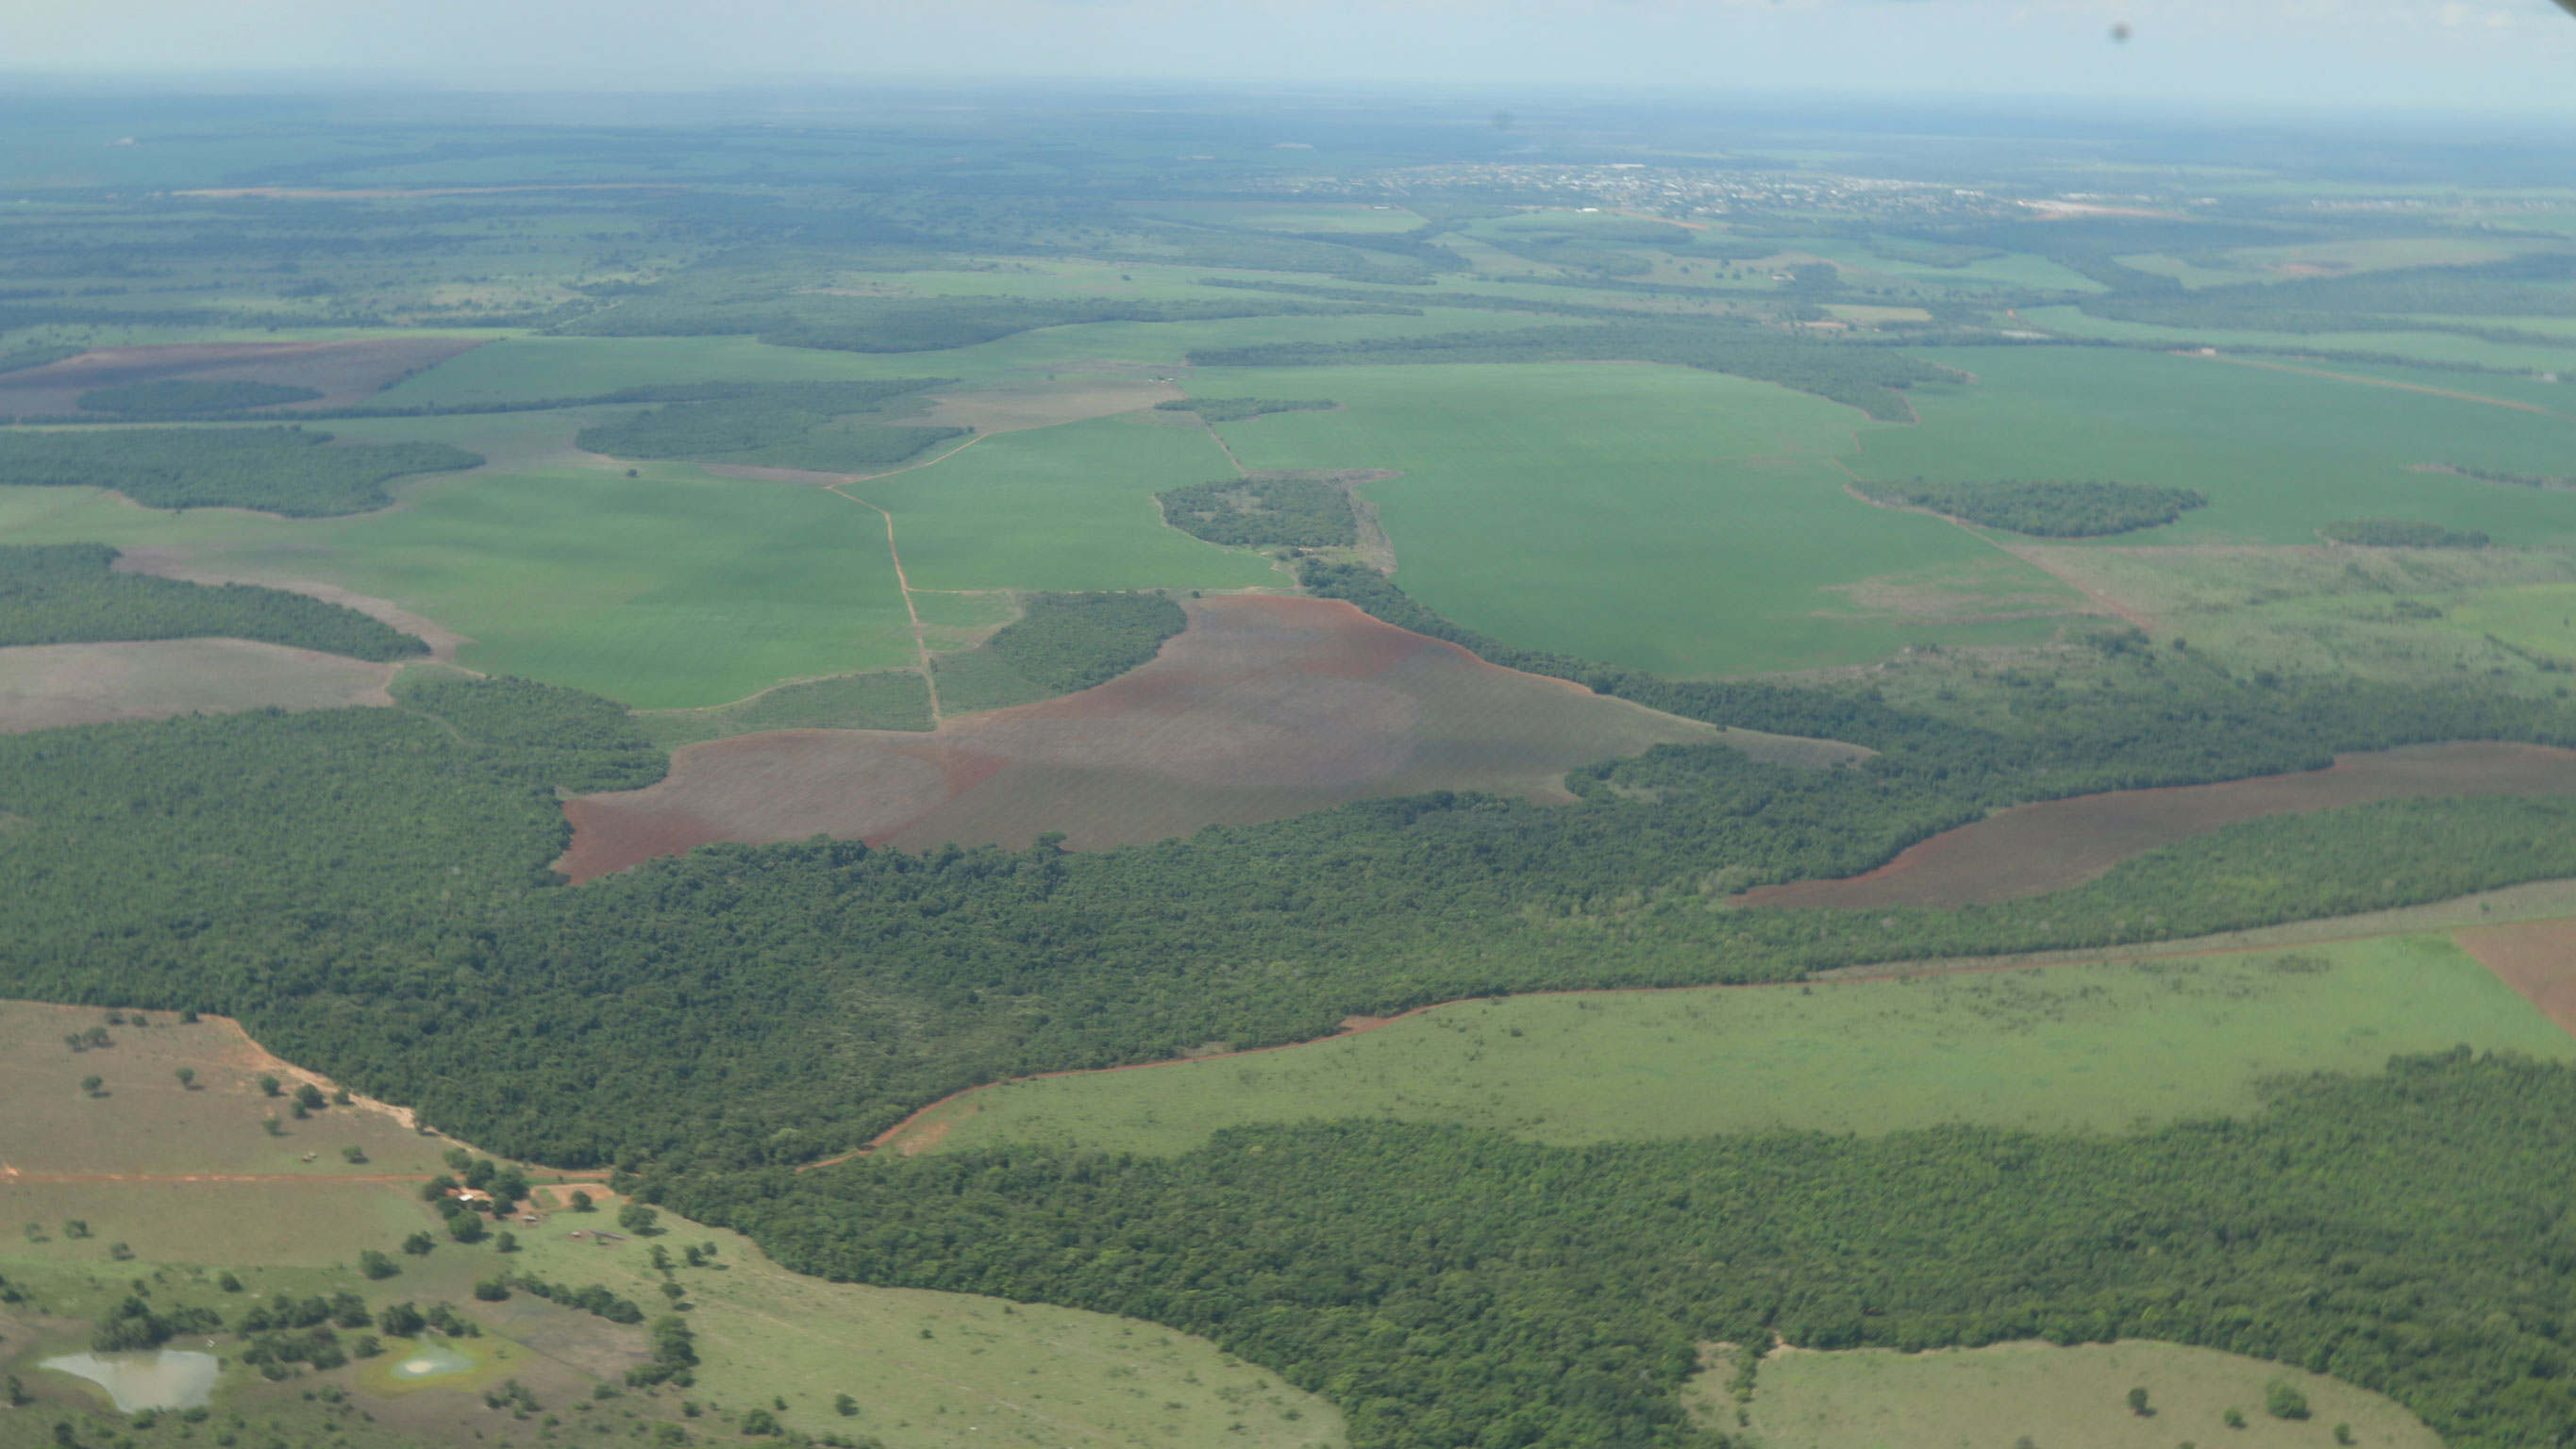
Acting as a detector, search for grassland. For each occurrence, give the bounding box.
[2024,303,2576,375]
[632,670,934,748]
[1860,347,2576,551]
[892,934,2569,1157]
[1707,1340,2437,1449]
[1200,362,2092,677]
[0,639,393,734]
[0,998,1347,1449]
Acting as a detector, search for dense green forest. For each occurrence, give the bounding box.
[1188,325,1952,423]
[0,544,427,659]
[556,291,1411,354]
[981,590,1188,694]
[0,426,480,515]
[77,380,322,416]
[574,378,962,471]
[679,1051,2576,1449]
[1157,474,1359,548]
[1154,397,1340,423]
[1858,478,2209,537]
[2085,254,2576,333]
[2318,518,2492,548]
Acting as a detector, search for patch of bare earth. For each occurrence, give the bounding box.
[0,639,394,733]
[2457,917,2576,1040]
[1737,741,2576,910]
[559,594,1730,880]
[0,338,484,414]
[111,547,470,659]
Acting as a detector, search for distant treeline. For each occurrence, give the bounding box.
[0,426,480,515]
[1158,474,1358,549]
[51,377,953,426]
[574,379,965,472]
[0,543,427,660]
[1153,397,1338,423]
[689,1050,2576,1449]
[2317,518,2491,548]
[0,343,80,375]
[77,380,321,417]
[2085,254,2576,332]
[555,292,1414,354]
[1859,478,2209,538]
[1189,325,1952,423]
[2445,464,2576,491]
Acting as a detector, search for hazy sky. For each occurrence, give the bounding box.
[11,0,2576,113]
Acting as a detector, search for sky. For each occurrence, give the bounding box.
[8,0,2576,114]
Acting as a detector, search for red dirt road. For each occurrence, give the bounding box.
[559,594,1726,881]
[1737,741,2576,910]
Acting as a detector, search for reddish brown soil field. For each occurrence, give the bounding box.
[1737,741,2576,911]
[2457,917,2576,1040]
[0,338,481,414]
[0,639,394,733]
[560,594,1731,881]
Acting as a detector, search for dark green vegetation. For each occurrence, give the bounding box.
[2318,518,2492,548]
[573,379,964,472]
[1158,473,1358,549]
[1154,397,1339,423]
[1191,325,1953,423]
[1859,479,2210,538]
[77,380,322,416]
[0,544,427,660]
[0,427,479,516]
[0,344,80,375]
[2448,465,2575,491]
[2086,254,2576,335]
[694,1051,2576,1449]
[559,286,1409,354]
[972,590,1188,696]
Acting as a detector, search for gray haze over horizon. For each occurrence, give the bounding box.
[7,0,2576,116]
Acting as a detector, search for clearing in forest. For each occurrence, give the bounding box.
[0,639,395,733]
[556,593,1724,879]
[1737,741,2576,910]
[1705,1339,2437,1449]
[882,935,2572,1156]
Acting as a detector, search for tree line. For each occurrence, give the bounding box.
[0,426,480,515]
[0,543,428,660]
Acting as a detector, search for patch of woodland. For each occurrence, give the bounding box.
[1189,322,1955,423]
[932,591,1189,712]
[1151,397,1338,424]
[75,379,322,417]
[2317,518,2491,549]
[0,425,480,516]
[573,379,963,472]
[2439,464,2576,491]
[554,288,1416,355]
[1860,477,2209,538]
[2083,252,2576,334]
[687,1049,2576,1449]
[0,543,428,660]
[0,343,81,375]
[1158,473,1358,549]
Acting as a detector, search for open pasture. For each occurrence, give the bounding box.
[2024,303,2576,375]
[888,933,2571,1157]
[557,592,1719,877]
[1863,346,2576,548]
[0,639,393,733]
[0,338,483,416]
[1739,741,2576,910]
[1199,362,2093,677]
[1719,1340,2437,1449]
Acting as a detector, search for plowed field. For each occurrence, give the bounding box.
[1738,741,2576,910]
[0,639,394,733]
[558,593,1726,880]
[0,338,481,414]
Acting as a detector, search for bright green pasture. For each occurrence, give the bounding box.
[0,458,917,710]
[1201,361,2084,677]
[1719,1340,2437,1449]
[1860,346,2576,546]
[2444,582,2576,659]
[1790,237,2109,294]
[905,935,2569,1157]
[856,414,1280,593]
[2025,303,2576,374]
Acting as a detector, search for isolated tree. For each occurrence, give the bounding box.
[332,1088,351,1106]
[2224,1407,2247,1428]
[359,1250,398,1280]
[448,1213,487,1244]
[833,1394,858,1418]
[257,1074,280,1097]
[172,1067,195,1090]
[294,1083,326,1111]
[494,1231,519,1254]
[2128,1387,2151,1416]
[261,1116,284,1137]
[341,1145,368,1164]
[443,1148,473,1172]
[401,1231,436,1257]
[215,1272,242,1292]
[570,1190,595,1213]
[2333,1425,2354,1445]
[79,1074,102,1097]
[2266,1384,2310,1421]
[618,1203,660,1235]
[739,1408,779,1437]
[376,1301,426,1337]
[62,1220,90,1240]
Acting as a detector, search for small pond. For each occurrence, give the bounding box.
[385,1341,477,1382]
[42,1350,222,1411]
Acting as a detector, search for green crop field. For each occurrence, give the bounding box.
[1856,346,2576,549]
[2023,303,2576,374]
[898,934,2569,1158]
[1713,1340,2437,1449]
[1196,361,2089,676]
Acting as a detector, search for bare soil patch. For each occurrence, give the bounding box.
[0,338,482,415]
[2457,916,2576,1040]
[1737,741,2576,910]
[0,639,394,733]
[559,593,1722,880]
